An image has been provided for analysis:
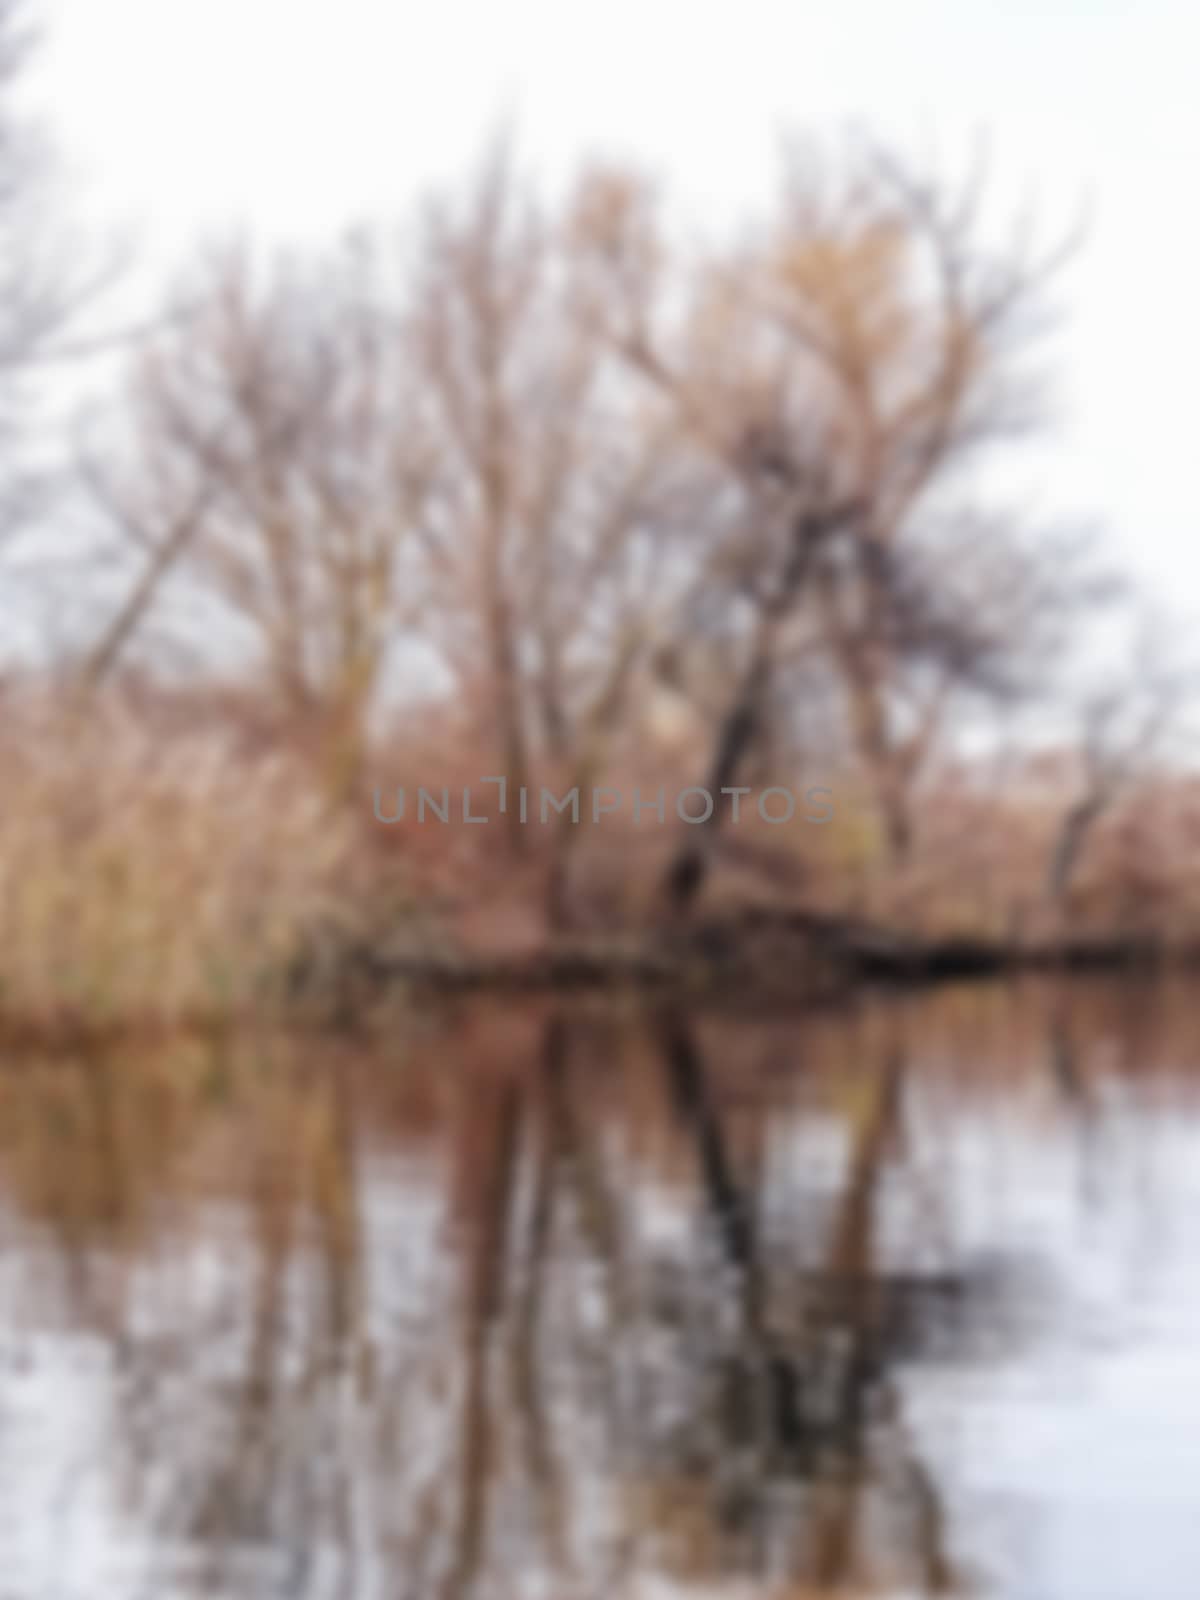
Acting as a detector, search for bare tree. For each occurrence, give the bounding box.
[1045,616,1193,915]
[571,164,863,909]
[769,147,1078,866]
[0,0,108,557]
[74,132,1129,949]
[409,139,684,852]
[575,141,1084,909]
[84,240,433,799]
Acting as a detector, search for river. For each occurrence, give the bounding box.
[2,979,1199,1598]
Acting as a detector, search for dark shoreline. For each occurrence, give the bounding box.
[344,910,1187,996]
[1,913,1184,1050]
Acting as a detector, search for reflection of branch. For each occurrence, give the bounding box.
[539,1017,634,1329]
[806,1044,970,1594]
[656,1011,810,1474]
[808,1468,866,1590]
[186,1094,300,1583]
[507,1019,570,1577]
[905,1449,964,1595]
[814,1044,906,1478]
[1047,1001,1089,1110]
[658,1011,756,1272]
[443,1075,519,1600]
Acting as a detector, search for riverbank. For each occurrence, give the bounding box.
[4,685,1199,1037]
[291,906,1190,1007]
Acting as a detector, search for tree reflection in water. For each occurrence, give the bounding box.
[1,981,1193,1599]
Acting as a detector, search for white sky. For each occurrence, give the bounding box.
[23,0,1200,633]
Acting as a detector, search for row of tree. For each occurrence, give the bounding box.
[1,0,1187,924]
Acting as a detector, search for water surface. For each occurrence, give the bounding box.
[3,980,1200,1598]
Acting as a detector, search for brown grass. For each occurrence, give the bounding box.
[0,687,373,1026]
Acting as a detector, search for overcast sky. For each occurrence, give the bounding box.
[24,0,1200,632]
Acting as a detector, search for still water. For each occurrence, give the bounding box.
[3,981,1200,1599]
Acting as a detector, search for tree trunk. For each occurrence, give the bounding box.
[1045,793,1106,909]
[660,498,859,916]
[486,587,530,857]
